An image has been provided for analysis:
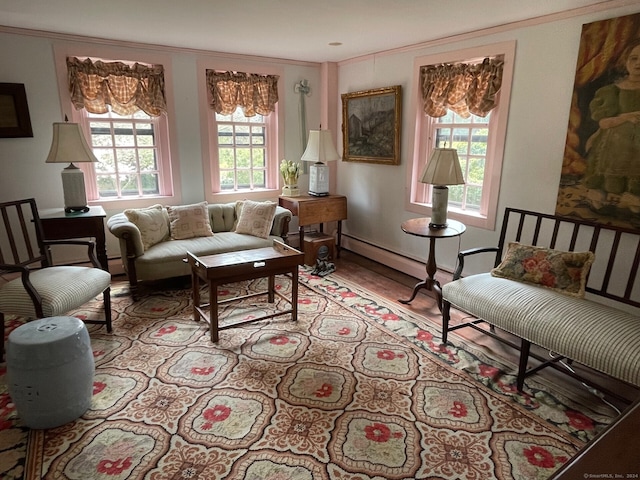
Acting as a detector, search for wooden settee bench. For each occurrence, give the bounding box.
[441,207,640,400]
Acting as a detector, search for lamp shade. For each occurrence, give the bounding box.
[419,148,464,186]
[46,123,98,165]
[301,130,340,163]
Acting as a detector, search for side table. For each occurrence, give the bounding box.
[399,218,466,309]
[278,194,347,256]
[38,206,109,272]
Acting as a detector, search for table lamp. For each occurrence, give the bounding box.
[301,129,340,197]
[419,147,465,229]
[46,122,98,213]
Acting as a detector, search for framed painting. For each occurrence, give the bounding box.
[0,83,33,138]
[341,85,401,165]
[555,12,640,229]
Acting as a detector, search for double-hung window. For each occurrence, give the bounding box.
[202,69,281,200]
[61,54,174,204]
[83,109,165,198]
[409,41,515,230]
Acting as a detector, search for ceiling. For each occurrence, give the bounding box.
[0,0,620,63]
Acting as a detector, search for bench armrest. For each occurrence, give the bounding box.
[453,246,500,280]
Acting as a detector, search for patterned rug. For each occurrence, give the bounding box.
[0,268,618,479]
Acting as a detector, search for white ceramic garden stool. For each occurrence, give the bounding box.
[7,316,95,429]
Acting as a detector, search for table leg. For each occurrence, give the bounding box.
[210,280,219,343]
[192,271,201,322]
[291,266,299,322]
[337,220,342,258]
[268,275,275,303]
[298,226,305,252]
[399,237,442,308]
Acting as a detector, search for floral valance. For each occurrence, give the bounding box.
[67,57,167,117]
[420,56,504,118]
[206,70,279,117]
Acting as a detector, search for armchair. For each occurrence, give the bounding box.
[0,198,112,358]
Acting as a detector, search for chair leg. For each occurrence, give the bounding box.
[104,287,112,332]
[0,312,4,361]
[441,301,451,345]
[517,339,531,391]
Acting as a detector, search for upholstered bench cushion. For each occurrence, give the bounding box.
[0,266,111,318]
[443,273,640,387]
[134,232,277,281]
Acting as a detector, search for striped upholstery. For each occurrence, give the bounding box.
[0,266,111,318]
[443,273,640,387]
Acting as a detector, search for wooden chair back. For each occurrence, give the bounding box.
[0,198,48,275]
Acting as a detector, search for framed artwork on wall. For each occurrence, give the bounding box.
[0,83,33,138]
[555,12,640,229]
[341,85,401,165]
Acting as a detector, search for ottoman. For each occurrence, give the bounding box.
[7,316,95,429]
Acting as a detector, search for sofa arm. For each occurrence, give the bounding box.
[271,206,292,240]
[453,246,500,280]
[106,213,145,260]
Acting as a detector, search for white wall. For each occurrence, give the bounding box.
[0,31,322,263]
[336,3,640,277]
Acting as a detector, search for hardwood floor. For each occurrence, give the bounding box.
[333,248,640,411]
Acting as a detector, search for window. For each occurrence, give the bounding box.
[53,46,178,206]
[82,109,166,198]
[408,41,515,230]
[215,107,269,191]
[199,65,283,201]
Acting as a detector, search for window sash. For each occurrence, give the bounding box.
[210,106,277,192]
[76,108,172,200]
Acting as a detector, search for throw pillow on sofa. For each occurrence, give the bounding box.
[234,200,277,239]
[124,204,169,250]
[491,242,595,298]
[167,201,214,240]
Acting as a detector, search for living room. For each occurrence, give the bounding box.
[1,1,640,478]
[0,0,637,278]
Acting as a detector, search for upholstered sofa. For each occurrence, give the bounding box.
[107,200,291,295]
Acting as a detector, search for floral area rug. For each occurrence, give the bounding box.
[0,268,618,479]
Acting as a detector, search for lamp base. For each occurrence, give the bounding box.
[429,185,449,229]
[61,163,89,213]
[309,162,329,196]
[65,206,90,214]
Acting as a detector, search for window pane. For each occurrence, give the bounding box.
[116,149,137,172]
[136,124,154,146]
[219,148,235,169]
[96,175,117,197]
[253,149,265,168]
[114,123,135,146]
[468,157,485,184]
[119,174,139,196]
[220,171,235,190]
[236,149,251,168]
[140,173,159,194]
[236,126,250,145]
[253,169,265,187]
[471,128,488,155]
[236,169,251,188]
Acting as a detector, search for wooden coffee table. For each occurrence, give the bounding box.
[186,240,304,342]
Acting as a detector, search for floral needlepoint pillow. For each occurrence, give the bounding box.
[491,242,595,298]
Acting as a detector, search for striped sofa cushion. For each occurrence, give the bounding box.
[442,273,640,387]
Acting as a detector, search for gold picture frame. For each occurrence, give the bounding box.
[0,83,33,138]
[341,85,401,165]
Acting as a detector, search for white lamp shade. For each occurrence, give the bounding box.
[301,130,340,163]
[419,148,464,186]
[46,123,98,165]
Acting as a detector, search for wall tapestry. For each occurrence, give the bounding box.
[556,12,640,229]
